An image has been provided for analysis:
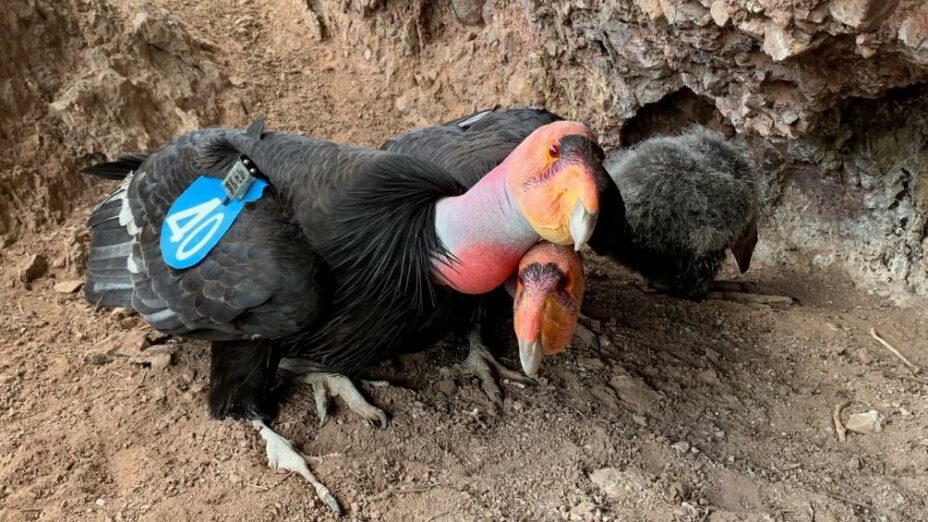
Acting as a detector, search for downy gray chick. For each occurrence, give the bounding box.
[595,127,760,299]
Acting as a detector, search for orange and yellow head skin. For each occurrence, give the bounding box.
[512,242,586,377]
[504,121,604,250]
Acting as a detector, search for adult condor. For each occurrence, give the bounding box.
[81,118,609,512]
[383,107,761,303]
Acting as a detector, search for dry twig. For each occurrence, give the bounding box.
[824,491,872,511]
[869,327,919,373]
[366,483,445,502]
[833,400,851,443]
[706,291,795,305]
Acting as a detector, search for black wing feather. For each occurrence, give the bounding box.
[382,106,561,187]
[93,129,327,340]
[86,122,475,375]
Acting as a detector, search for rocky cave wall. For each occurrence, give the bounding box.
[3,0,927,298]
[0,0,233,241]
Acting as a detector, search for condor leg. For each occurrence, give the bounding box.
[458,323,536,407]
[209,340,341,514]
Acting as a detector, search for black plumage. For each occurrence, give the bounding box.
[382,107,561,187]
[383,107,759,299]
[82,124,480,422]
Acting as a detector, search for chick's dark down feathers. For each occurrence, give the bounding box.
[604,127,759,298]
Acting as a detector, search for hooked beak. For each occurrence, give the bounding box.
[731,219,758,274]
[518,337,544,378]
[514,288,545,377]
[568,200,598,251]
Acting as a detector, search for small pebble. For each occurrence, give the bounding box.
[846,410,884,434]
[149,352,172,371]
[578,357,605,370]
[53,279,84,294]
[19,254,48,284]
[436,378,456,397]
[857,349,872,365]
[111,307,134,319]
[118,317,137,330]
[573,324,599,349]
[590,467,649,498]
[671,441,691,454]
[847,456,861,471]
[134,333,152,351]
[568,500,595,521]
[84,352,113,365]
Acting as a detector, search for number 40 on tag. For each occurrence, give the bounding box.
[160,176,268,269]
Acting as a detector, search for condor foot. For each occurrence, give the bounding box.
[458,330,536,408]
[300,373,389,428]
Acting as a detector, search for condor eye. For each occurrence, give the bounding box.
[548,143,559,159]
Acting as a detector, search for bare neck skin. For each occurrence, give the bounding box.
[434,159,538,294]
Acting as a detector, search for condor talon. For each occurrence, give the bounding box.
[300,372,389,429]
[458,331,526,408]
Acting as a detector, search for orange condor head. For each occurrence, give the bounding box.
[512,242,585,378]
[505,121,605,251]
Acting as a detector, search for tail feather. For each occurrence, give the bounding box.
[81,153,149,180]
[84,168,139,309]
[90,226,131,248]
[87,198,124,228]
[88,255,133,273]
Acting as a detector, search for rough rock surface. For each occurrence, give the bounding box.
[514,0,928,297]
[0,0,233,240]
[9,0,923,295]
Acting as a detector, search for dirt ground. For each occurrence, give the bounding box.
[2,0,928,521]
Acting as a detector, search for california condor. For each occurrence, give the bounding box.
[81,118,608,512]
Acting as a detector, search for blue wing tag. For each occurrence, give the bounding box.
[160,157,268,269]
